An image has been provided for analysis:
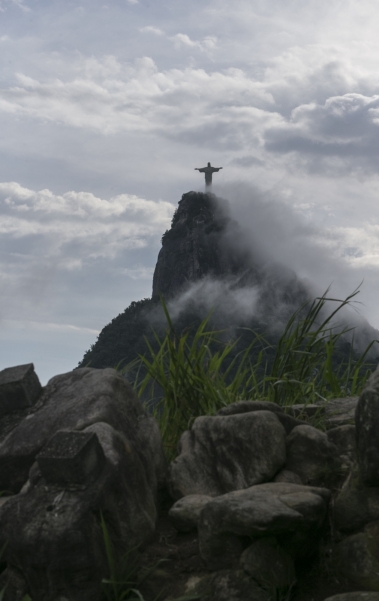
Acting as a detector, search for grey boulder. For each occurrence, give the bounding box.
[201,570,270,601]
[323,396,358,429]
[217,399,306,434]
[327,425,356,473]
[334,463,379,532]
[0,367,166,494]
[333,521,379,591]
[168,410,286,499]
[169,494,213,532]
[0,368,166,601]
[240,538,295,589]
[198,482,330,568]
[273,469,302,485]
[356,367,379,486]
[285,424,339,485]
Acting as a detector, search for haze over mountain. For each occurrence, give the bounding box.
[80,191,379,371]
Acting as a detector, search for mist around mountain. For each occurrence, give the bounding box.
[79,191,379,372]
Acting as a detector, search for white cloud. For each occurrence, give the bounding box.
[1,42,379,169]
[0,56,274,140]
[139,26,164,36]
[171,33,218,52]
[0,0,30,11]
[0,182,174,261]
[263,92,379,172]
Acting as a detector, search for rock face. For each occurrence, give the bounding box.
[198,482,330,568]
[217,399,307,434]
[285,425,339,485]
[152,191,253,299]
[240,538,295,590]
[5,359,379,600]
[332,365,379,591]
[169,494,213,532]
[334,464,379,532]
[356,369,379,485]
[334,521,379,591]
[0,363,42,416]
[79,191,312,370]
[0,367,166,601]
[168,410,287,499]
[203,569,271,601]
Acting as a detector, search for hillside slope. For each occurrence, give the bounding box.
[79,191,377,371]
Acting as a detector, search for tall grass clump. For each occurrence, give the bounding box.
[130,288,377,458]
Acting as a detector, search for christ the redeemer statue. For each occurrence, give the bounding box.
[195,162,222,186]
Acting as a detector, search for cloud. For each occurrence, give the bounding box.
[139,26,164,36]
[0,182,174,262]
[264,93,379,169]
[230,156,264,167]
[170,33,218,51]
[2,42,379,170]
[218,181,379,297]
[0,0,30,11]
[0,56,274,139]
[0,181,175,345]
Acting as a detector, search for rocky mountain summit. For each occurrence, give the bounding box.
[1,361,379,600]
[79,191,314,371]
[152,191,254,299]
[80,189,379,378]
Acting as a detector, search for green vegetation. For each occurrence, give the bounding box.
[100,512,156,601]
[129,288,377,459]
[100,513,203,601]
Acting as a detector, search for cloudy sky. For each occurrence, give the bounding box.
[1,0,379,383]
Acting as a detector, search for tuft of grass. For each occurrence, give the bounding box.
[265,582,296,601]
[100,512,150,601]
[99,513,201,601]
[265,286,376,406]
[132,302,262,456]
[127,288,377,459]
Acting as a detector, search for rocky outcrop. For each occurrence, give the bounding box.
[285,425,339,485]
[356,368,379,485]
[152,191,253,299]
[198,482,330,569]
[328,365,379,592]
[0,365,166,601]
[168,410,287,499]
[240,538,295,590]
[168,494,213,532]
[5,359,379,600]
[166,395,378,600]
[79,191,312,370]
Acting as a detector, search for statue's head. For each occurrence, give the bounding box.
[207,162,211,167]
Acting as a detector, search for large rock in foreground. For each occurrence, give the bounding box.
[198,481,331,568]
[356,368,379,486]
[168,411,286,499]
[0,367,166,601]
[333,521,379,591]
[285,424,339,485]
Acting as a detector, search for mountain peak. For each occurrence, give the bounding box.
[152,191,252,299]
